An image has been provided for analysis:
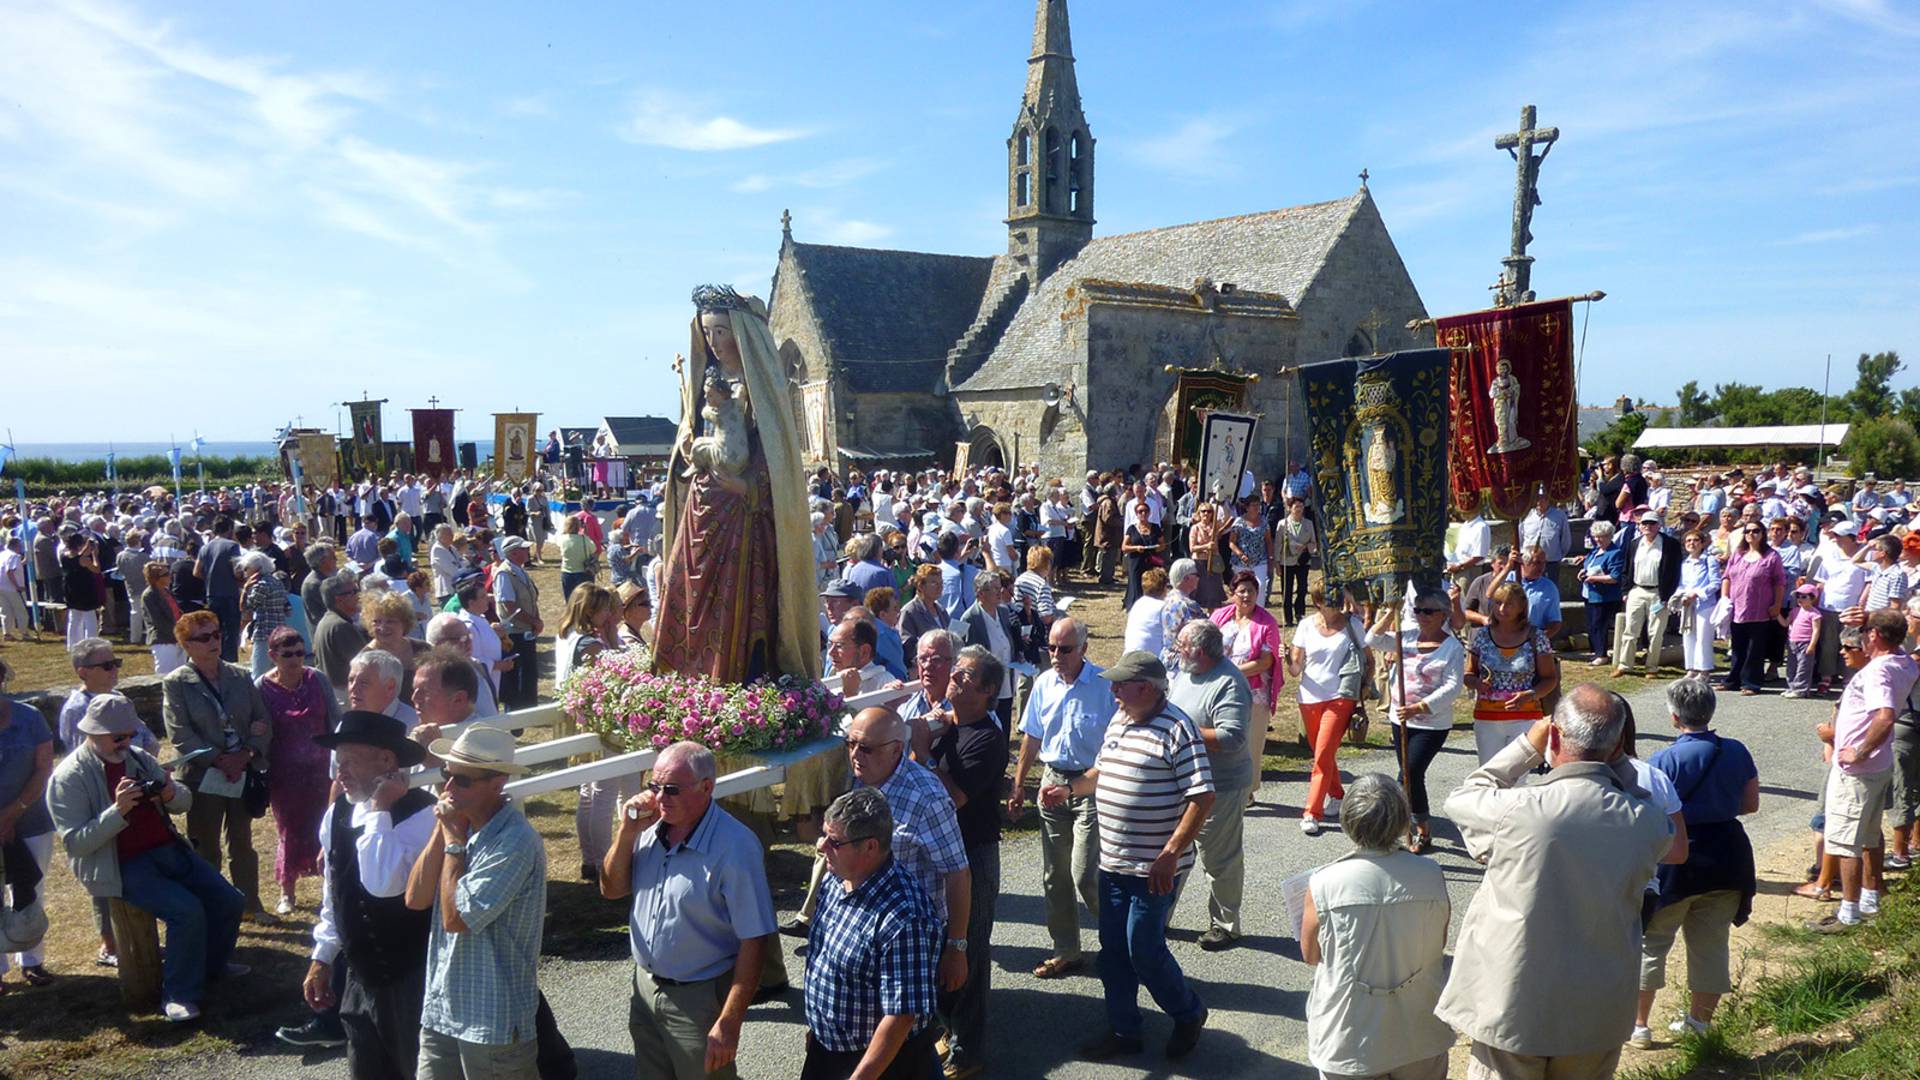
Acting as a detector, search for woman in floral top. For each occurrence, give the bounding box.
[1465,580,1559,764]
[1225,499,1272,601]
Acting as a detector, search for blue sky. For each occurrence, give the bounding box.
[3,0,1915,443]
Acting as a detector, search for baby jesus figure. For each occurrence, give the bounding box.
[686,370,750,483]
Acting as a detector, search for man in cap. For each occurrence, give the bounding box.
[601,741,776,1080]
[1811,519,1871,693]
[491,537,542,710]
[47,693,244,1022]
[405,725,546,1078]
[1042,650,1214,1062]
[291,711,436,1074]
[1614,509,1683,678]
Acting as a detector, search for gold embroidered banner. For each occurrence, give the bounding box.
[493,413,538,481]
[1437,299,1578,518]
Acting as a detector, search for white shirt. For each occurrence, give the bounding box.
[1123,495,1164,527]
[1454,516,1492,565]
[1292,614,1367,704]
[1817,555,1872,612]
[429,543,461,598]
[1628,758,1682,892]
[1365,630,1466,730]
[986,521,1017,573]
[1042,500,1073,539]
[312,798,439,965]
[1123,595,1168,658]
[456,608,504,669]
[398,483,423,518]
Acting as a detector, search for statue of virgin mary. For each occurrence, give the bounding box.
[654,285,820,684]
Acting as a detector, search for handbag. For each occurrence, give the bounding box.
[242,769,270,819]
[1335,616,1371,745]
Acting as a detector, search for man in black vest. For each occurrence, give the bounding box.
[308,711,436,1079]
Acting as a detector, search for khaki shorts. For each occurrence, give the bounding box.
[1824,767,1893,858]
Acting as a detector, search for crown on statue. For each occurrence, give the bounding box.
[691,284,751,313]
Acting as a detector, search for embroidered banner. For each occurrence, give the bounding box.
[1301,348,1450,591]
[494,413,538,481]
[411,409,456,479]
[1196,411,1257,505]
[295,433,339,490]
[346,400,384,478]
[1436,298,1578,519]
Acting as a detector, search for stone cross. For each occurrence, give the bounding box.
[1493,104,1558,306]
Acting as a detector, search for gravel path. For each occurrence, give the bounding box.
[159,677,1828,1079]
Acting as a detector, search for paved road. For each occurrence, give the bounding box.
[159,678,1829,1079]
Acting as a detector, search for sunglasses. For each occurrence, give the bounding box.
[83,658,125,670]
[645,781,687,797]
[439,769,492,788]
[1415,607,1448,616]
[845,738,900,755]
[822,833,872,849]
[949,667,984,685]
[274,648,307,658]
[184,632,219,644]
[1046,642,1080,653]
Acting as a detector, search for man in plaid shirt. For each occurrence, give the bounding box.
[803,788,944,1080]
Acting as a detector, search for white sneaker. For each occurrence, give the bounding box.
[275,895,296,916]
[1627,1025,1654,1049]
[1300,816,1321,836]
[164,1001,202,1023]
[1668,1015,1709,1036]
[222,962,252,978]
[1322,797,1343,818]
[1859,899,1880,918]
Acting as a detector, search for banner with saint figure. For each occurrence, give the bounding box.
[1196,412,1257,505]
[347,400,383,478]
[295,433,339,489]
[1436,298,1577,519]
[1301,348,1450,590]
[494,413,538,482]
[411,409,456,479]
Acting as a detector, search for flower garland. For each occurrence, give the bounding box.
[560,648,844,756]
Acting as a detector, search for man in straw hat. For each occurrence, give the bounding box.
[291,710,436,1076]
[404,724,545,1079]
[47,692,245,1023]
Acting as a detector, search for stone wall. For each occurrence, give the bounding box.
[766,248,838,466]
[847,391,959,456]
[16,673,169,747]
[953,389,1077,479]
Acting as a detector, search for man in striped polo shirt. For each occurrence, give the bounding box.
[1040,650,1215,1063]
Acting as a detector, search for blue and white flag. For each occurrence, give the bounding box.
[168,445,184,486]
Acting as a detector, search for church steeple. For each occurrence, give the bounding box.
[1007,0,1093,282]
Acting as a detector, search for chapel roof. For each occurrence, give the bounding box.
[783,241,996,364]
[954,192,1371,393]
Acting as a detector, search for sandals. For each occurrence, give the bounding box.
[1032,955,1085,979]
[96,947,119,968]
[1408,829,1433,855]
[1792,883,1836,902]
[19,965,54,987]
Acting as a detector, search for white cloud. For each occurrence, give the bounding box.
[1772,225,1877,246]
[502,94,551,117]
[622,91,811,151]
[795,208,895,246]
[1125,116,1241,179]
[729,157,888,193]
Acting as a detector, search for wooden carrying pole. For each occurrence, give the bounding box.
[1405,290,1606,332]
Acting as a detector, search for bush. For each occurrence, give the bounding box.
[1842,416,1920,479]
[1,454,282,498]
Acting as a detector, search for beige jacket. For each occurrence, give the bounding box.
[1434,737,1672,1057]
[160,662,272,784]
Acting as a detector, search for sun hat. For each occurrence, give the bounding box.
[427,724,528,776]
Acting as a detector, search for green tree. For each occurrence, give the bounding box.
[1582,412,1648,460]
[1842,416,1920,479]
[1899,386,1920,431]
[1844,351,1903,421]
[1675,380,1714,426]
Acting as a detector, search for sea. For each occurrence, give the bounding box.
[13,441,497,463]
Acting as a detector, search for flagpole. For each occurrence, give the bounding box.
[169,435,183,506]
[2,430,35,628]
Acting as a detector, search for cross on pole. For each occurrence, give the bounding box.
[427,396,441,409]
[1493,104,1558,307]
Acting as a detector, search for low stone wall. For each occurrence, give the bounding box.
[14,673,169,745]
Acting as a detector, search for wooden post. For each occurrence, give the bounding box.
[108,898,162,1011]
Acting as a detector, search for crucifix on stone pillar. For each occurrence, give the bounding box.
[1493,104,1558,307]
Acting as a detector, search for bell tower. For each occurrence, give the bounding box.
[1007,0,1094,282]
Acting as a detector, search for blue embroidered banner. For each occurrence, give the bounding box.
[1301,348,1451,592]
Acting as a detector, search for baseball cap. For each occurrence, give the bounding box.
[1832,521,1859,537]
[819,579,863,600]
[1100,650,1169,691]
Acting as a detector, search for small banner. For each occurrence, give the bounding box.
[1436,298,1578,519]
[411,409,456,479]
[1171,371,1252,469]
[1301,348,1450,591]
[347,400,384,478]
[494,413,538,481]
[296,433,340,489]
[1196,412,1257,505]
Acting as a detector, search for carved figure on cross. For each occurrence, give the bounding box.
[1494,104,1557,306]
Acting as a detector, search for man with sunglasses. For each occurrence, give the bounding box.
[58,636,157,754]
[600,741,775,1080]
[1008,616,1108,980]
[49,693,245,1022]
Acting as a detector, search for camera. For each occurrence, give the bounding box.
[140,778,168,800]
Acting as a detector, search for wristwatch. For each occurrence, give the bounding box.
[945,938,968,953]
[444,841,468,856]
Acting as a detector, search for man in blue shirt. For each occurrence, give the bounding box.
[935,531,978,622]
[1007,616,1110,978]
[1579,522,1626,666]
[1517,546,1563,642]
[602,742,775,1080]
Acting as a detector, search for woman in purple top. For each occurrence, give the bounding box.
[254,626,341,915]
[1720,523,1787,695]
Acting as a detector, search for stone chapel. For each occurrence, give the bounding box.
[766,0,1428,481]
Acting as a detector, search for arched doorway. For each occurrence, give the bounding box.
[967,426,1006,472]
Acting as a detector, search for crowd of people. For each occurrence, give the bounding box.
[1,449,1917,1080]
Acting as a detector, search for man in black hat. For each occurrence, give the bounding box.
[304,711,437,1079]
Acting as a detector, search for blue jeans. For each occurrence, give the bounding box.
[118,840,245,1006]
[209,594,242,662]
[1096,869,1203,1040]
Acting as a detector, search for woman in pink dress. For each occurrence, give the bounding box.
[254,625,341,915]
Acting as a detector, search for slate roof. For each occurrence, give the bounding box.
[601,416,678,453]
[954,193,1370,393]
[785,241,995,363]
[838,358,950,394]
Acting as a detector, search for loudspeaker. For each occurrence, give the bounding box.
[459,443,477,471]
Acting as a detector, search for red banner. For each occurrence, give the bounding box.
[1438,299,1577,519]
[411,409,456,479]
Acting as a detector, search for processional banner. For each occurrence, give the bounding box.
[1301,348,1450,591]
[1436,298,1577,519]
[494,413,538,482]
[1196,412,1257,505]
[295,433,339,489]
[347,401,383,478]
[411,409,456,479]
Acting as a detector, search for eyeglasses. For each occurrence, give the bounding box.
[1046,642,1080,653]
[949,667,983,685]
[823,833,872,849]
[274,648,307,658]
[439,769,491,788]
[645,782,685,797]
[184,632,219,644]
[844,738,900,755]
[82,658,125,670]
